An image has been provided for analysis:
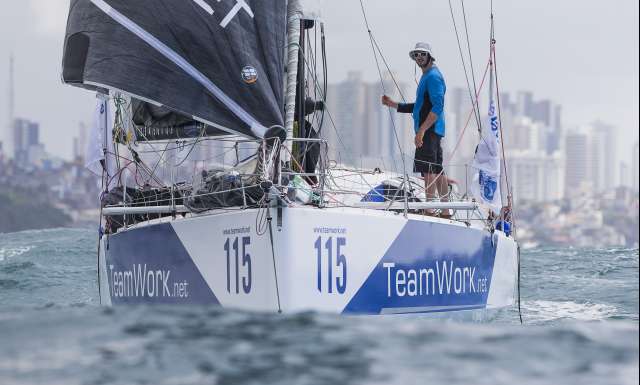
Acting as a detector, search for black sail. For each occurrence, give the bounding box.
[62,0,286,140]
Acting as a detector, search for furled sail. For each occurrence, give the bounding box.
[471,62,502,212]
[62,0,286,140]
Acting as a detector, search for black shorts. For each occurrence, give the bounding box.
[414,129,443,175]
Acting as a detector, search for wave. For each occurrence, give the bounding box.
[523,300,619,323]
[0,246,35,262]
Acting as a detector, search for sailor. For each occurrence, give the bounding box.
[382,42,450,217]
[495,196,513,236]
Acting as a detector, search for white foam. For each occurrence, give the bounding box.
[0,246,34,262]
[524,300,618,322]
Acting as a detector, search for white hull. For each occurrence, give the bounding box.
[99,206,519,315]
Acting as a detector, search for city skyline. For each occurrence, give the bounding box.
[0,0,638,163]
[318,71,639,198]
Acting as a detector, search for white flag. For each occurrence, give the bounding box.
[471,67,502,212]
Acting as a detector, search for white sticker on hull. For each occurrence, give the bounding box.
[172,211,280,312]
[276,208,407,313]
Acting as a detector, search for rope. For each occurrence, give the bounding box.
[493,48,512,202]
[517,245,523,324]
[447,58,492,162]
[369,34,407,102]
[358,0,411,215]
[448,0,482,133]
[267,209,283,313]
[460,0,483,134]
[488,2,522,323]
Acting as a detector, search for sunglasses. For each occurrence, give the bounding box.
[412,52,428,59]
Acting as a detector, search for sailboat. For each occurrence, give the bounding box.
[61,0,520,315]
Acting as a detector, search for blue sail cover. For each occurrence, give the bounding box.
[62,0,286,140]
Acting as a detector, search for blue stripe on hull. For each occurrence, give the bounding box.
[343,220,498,314]
[105,223,219,305]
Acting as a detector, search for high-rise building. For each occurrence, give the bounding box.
[499,92,563,156]
[447,86,479,184]
[548,104,563,155]
[531,99,554,127]
[565,130,591,197]
[516,91,534,118]
[13,118,41,167]
[322,71,368,166]
[589,121,616,192]
[321,71,413,170]
[73,122,88,162]
[506,150,564,202]
[529,99,563,155]
[371,72,413,172]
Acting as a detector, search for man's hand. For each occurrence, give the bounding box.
[381,95,398,109]
[415,112,438,148]
[415,130,425,148]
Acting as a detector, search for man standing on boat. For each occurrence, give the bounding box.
[381,42,450,217]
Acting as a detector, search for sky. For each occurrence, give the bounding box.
[0,0,638,163]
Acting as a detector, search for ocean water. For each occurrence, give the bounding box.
[0,229,638,385]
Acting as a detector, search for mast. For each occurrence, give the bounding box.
[284,0,303,158]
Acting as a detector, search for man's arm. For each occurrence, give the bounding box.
[397,103,415,113]
[382,95,413,113]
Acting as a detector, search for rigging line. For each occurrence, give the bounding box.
[353,1,406,101]
[490,17,510,195]
[145,141,172,185]
[298,52,353,163]
[447,58,491,162]
[488,9,504,209]
[488,5,514,219]
[517,245,523,324]
[493,44,517,231]
[300,34,323,168]
[316,24,328,135]
[447,0,482,133]
[461,0,484,134]
[119,110,171,186]
[310,27,317,103]
[173,133,205,168]
[358,0,408,177]
[369,35,407,102]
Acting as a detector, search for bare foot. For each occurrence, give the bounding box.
[439,210,453,219]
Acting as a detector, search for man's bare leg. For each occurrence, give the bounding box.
[436,171,451,217]
[424,172,438,216]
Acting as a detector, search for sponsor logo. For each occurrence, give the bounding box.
[108,264,190,299]
[479,170,498,202]
[223,226,251,236]
[383,261,489,298]
[313,227,347,235]
[191,0,255,28]
[241,66,258,84]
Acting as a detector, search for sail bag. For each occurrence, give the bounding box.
[62,0,286,140]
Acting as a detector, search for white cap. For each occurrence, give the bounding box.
[409,42,433,59]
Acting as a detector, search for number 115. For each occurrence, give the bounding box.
[315,236,347,294]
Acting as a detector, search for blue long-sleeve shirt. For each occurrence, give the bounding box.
[398,66,446,137]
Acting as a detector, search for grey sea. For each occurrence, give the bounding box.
[0,228,638,385]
